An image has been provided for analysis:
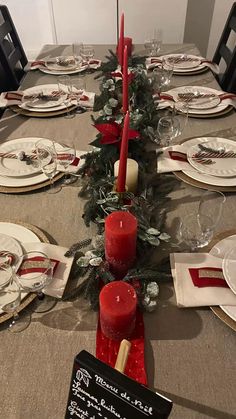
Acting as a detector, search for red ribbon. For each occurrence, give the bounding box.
[110,71,135,84]
[189,267,229,288]
[168,150,188,162]
[96,309,147,385]
[94,121,140,145]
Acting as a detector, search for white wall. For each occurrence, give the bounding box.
[3,0,55,59]
[119,0,188,43]
[52,0,117,44]
[207,0,235,58]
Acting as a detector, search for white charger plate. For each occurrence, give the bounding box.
[0,233,23,271]
[40,64,87,76]
[181,137,236,187]
[0,140,41,177]
[187,140,236,177]
[166,86,228,115]
[209,234,236,322]
[0,222,41,314]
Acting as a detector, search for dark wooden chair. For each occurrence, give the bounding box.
[0,5,27,92]
[213,2,236,93]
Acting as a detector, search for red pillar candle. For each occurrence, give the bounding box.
[124,37,133,56]
[122,45,128,113]
[116,111,129,193]
[117,13,124,69]
[99,281,137,340]
[105,210,137,277]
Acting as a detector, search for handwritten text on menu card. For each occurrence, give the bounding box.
[65,351,172,419]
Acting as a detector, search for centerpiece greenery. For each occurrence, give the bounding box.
[64,49,176,310]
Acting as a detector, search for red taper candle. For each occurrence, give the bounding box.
[99,281,137,340]
[122,45,128,113]
[105,210,137,278]
[117,13,124,69]
[116,111,129,193]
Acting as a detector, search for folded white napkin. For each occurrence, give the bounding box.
[29,58,101,71]
[22,242,74,299]
[157,145,190,173]
[146,56,219,74]
[154,91,236,111]
[0,90,95,109]
[170,252,236,307]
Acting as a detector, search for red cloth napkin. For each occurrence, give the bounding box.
[96,309,147,386]
[189,267,229,288]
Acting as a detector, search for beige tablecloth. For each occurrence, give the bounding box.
[0,44,236,419]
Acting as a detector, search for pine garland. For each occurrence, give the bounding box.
[64,49,175,310]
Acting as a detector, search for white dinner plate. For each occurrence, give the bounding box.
[166,86,228,115]
[0,233,23,271]
[45,56,78,71]
[160,54,206,73]
[182,137,236,187]
[209,234,236,322]
[20,84,70,113]
[163,54,201,69]
[222,248,236,295]
[187,140,236,177]
[0,222,41,314]
[0,140,41,177]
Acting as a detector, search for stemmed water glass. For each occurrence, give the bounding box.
[152,62,174,95]
[80,45,95,73]
[144,29,162,56]
[73,75,87,113]
[58,75,75,119]
[178,191,226,251]
[17,251,55,313]
[156,103,188,147]
[35,139,61,194]
[54,142,76,184]
[0,265,31,332]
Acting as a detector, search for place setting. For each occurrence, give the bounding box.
[157,136,236,192]
[0,79,95,117]
[29,45,101,75]
[0,137,85,193]
[155,85,236,118]
[146,53,219,76]
[0,219,75,330]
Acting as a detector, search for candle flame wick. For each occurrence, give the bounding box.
[120,221,123,228]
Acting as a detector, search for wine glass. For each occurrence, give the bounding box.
[144,29,162,56]
[197,190,226,237]
[54,142,76,184]
[35,139,61,194]
[72,42,83,67]
[17,251,55,313]
[58,75,75,119]
[72,76,86,114]
[0,265,31,332]
[152,63,173,95]
[156,102,188,147]
[178,191,226,251]
[80,45,95,73]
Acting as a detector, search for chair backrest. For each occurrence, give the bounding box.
[213,2,236,93]
[0,5,27,92]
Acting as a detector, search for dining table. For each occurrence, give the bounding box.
[0,43,236,419]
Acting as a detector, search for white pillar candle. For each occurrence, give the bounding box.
[114,158,139,194]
